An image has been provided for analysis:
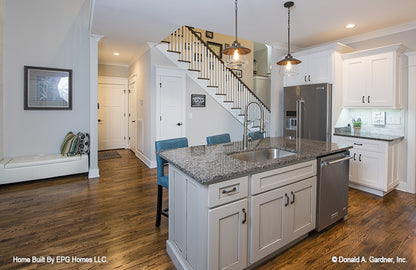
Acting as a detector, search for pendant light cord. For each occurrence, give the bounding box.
[287,6,291,56]
[235,0,238,43]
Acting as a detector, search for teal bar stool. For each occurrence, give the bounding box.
[155,137,188,226]
[206,133,231,145]
[249,131,265,140]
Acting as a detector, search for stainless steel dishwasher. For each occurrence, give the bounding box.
[316,151,352,232]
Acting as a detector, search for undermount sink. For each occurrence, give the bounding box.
[229,148,297,163]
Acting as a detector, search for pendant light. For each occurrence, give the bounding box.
[277,1,301,76]
[222,0,251,69]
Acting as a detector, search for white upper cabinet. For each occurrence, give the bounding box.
[342,44,407,108]
[283,43,353,87]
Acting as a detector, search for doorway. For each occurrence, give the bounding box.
[98,77,128,151]
[156,68,186,141]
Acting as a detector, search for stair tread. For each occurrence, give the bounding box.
[188,69,200,72]
[167,50,181,54]
[178,60,191,63]
[215,93,226,95]
[231,107,241,109]
[224,101,234,103]
[207,86,219,88]
[161,40,170,44]
[198,78,210,80]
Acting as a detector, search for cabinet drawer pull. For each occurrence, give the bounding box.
[368,96,370,103]
[362,96,365,103]
[304,75,307,82]
[290,191,295,204]
[285,193,289,207]
[353,153,356,161]
[222,187,237,194]
[242,208,247,224]
[353,143,363,146]
[308,75,311,82]
[359,154,362,162]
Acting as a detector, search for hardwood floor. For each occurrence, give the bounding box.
[0,149,415,269]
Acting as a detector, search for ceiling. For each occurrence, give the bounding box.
[92,0,416,66]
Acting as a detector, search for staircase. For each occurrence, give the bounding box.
[157,25,271,136]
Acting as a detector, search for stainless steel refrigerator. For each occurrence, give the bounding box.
[284,83,332,141]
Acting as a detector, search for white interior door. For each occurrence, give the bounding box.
[98,80,127,150]
[159,74,185,140]
[128,80,136,151]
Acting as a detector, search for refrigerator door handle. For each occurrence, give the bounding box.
[297,99,304,139]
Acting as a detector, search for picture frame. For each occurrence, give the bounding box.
[232,69,242,78]
[24,66,72,110]
[224,43,230,48]
[191,94,206,107]
[194,31,202,39]
[205,31,214,39]
[207,41,223,59]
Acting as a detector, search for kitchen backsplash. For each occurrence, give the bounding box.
[335,108,404,136]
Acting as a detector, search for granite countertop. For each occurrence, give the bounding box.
[333,130,404,142]
[158,137,352,185]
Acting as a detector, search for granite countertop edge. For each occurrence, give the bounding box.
[158,138,353,185]
[333,131,404,142]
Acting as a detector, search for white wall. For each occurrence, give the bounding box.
[270,47,285,137]
[186,76,243,146]
[3,0,91,157]
[98,64,129,77]
[0,0,4,160]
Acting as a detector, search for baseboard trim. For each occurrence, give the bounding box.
[134,150,156,168]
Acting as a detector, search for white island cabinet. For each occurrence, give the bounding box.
[167,160,316,270]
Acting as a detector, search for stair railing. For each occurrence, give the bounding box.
[164,26,270,136]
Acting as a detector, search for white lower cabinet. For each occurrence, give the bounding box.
[333,135,403,196]
[208,199,248,270]
[250,177,316,263]
[167,160,317,270]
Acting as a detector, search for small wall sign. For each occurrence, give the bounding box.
[191,94,206,107]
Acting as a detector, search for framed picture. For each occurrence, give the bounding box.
[191,94,206,107]
[205,31,214,39]
[207,41,223,59]
[224,43,230,48]
[194,31,202,39]
[232,69,242,78]
[24,66,72,110]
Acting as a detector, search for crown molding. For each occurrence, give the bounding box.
[339,20,416,45]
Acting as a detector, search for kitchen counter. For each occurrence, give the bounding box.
[333,130,404,142]
[158,136,352,184]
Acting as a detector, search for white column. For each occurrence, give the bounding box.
[405,52,416,194]
[270,44,287,137]
[89,34,103,179]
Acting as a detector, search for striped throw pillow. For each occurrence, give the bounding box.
[60,132,80,156]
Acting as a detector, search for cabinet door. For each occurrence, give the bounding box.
[208,199,248,270]
[357,150,385,190]
[283,57,307,87]
[349,149,360,183]
[367,52,394,107]
[250,187,287,263]
[287,177,316,242]
[308,51,332,84]
[343,57,368,107]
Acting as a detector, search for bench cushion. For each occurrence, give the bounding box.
[3,154,83,169]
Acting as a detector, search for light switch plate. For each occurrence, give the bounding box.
[372,111,386,126]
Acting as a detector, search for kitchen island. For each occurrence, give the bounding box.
[158,137,352,270]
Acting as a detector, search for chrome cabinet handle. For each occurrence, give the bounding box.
[222,187,237,194]
[359,154,362,162]
[285,193,289,207]
[368,96,370,103]
[290,191,295,204]
[242,208,247,224]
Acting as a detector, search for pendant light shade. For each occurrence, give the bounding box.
[222,0,251,69]
[277,1,301,76]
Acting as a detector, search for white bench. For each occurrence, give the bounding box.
[0,154,89,185]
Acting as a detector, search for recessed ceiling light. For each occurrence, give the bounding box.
[345,23,356,29]
[113,52,120,56]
